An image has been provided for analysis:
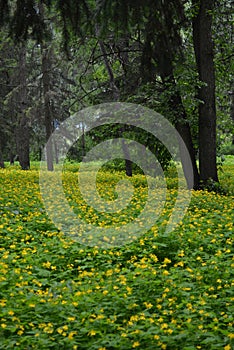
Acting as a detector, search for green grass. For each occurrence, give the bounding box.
[0,160,233,349]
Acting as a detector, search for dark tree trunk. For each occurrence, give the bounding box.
[9,153,14,165]
[41,45,54,171]
[156,58,200,189]
[230,90,234,145]
[54,141,59,164]
[171,91,200,189]
[0,149,4,168]
[121,138,132,177]
[16,120,30,170]
[39,2,54,171]
[144,13,200,189]
[81,121,85,158]
[16,44,30,170]
[175,119,200,190]
[0,132,5,168]
[98,30,133,177]
[192,0,218,184]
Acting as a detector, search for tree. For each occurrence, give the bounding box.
[1,0,232,189]
[213,0,234,151]
[0,31,18,166]
[0,146,4,168]
[93,0,200,188]
[15,43,30,170]
[192,0,218,183]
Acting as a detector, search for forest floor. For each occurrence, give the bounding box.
[0,157,233,349]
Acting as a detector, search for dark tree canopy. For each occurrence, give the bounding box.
[0,0,233,188]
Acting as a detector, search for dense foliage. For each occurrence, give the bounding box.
[0,2,233,349]
[0,160,233,349]
[0,0,233,187]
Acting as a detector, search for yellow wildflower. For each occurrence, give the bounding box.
[132,341,140,348]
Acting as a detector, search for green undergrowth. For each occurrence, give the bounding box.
[0,163,233,349]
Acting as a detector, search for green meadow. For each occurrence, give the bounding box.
[0,159,233,350]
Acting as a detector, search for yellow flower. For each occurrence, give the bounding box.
[228,333,234,339]
[154,335,160,340]
[96,314,105,320]
[132,341,140,348]
[143,302,153,309]
[42,261,51,268]
[68,316,76,321]
[130,315,139,322]
[43,326,54,334]
[224,345,231,350]
[186,267,193,273]
[163,258,171,264]
[161,323,168,329]
[126,286,132,294]
[0,300,7,307]
[75,291,82,297]
[162,270,169,276]
[105,269,113,276]
[88,330,96,336]
[178,250,185,257]
[68,331,77,339]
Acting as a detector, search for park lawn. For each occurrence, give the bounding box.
[0,163,233,350]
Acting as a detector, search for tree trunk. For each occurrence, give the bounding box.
[40,2,54,171]
[0,149,4,168]
[0,132,5,168]
[97,30,133,176]
[147,19,200,189]
[54,140,59,164]
[192,0,218,183]
[157,62,200,189]
[175,119,200,190]
[41,45,54,171]
[81,121,85,158]
[230,90,234,145]
[170,90,200,189]
[121,138,132,177]
[16,44,30,170]
[9,153,15,165]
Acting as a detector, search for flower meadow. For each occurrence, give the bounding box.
[0,162,233,350]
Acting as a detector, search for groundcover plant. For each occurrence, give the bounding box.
[0,163,233,350]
